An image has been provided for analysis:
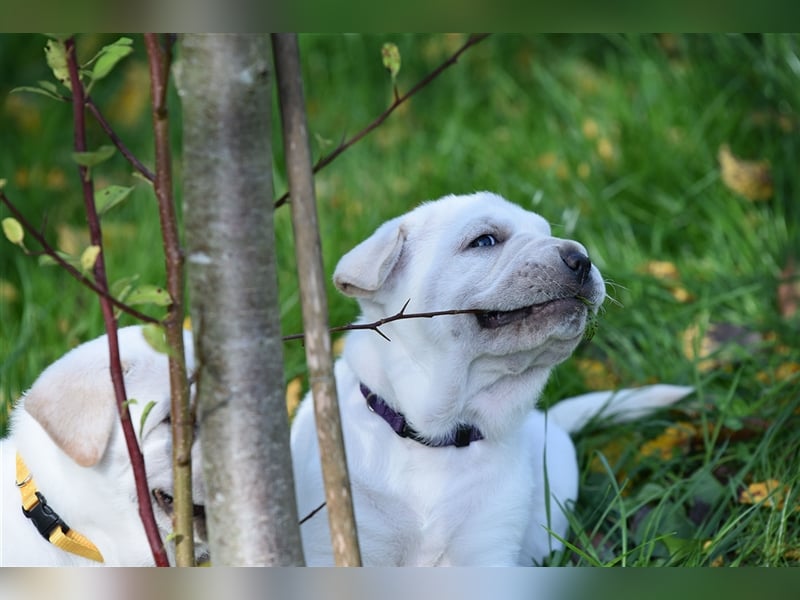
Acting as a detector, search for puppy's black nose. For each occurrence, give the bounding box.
[560,249,592,284]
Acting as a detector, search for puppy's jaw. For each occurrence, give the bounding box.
[474,296,589,330]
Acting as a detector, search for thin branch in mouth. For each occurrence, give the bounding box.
[476,305,535,328]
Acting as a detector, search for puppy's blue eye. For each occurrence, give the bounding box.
[469,234,497,248]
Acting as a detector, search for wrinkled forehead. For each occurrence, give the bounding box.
[409,194,552,241]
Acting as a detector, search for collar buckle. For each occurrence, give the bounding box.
[22,491,70,541]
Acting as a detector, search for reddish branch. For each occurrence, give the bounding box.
[0,190,158,323]
[20,79,157,182]
[85,97,155,182]
[274,33,490,208]
[64,37,169,567]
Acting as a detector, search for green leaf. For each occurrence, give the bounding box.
[165,532,183,544]
[10,82,67,102]
[142,323,170,355]
[111,274,140,302]
[96,185,134,216]
[44,33,73,42]
[80,245,101,272]
[89,37,134,82]
[131,171,154,186]
[139,400,157,438]
[72,145,116,167]
[381,42,401,81]
[2,218,25,246]
[127,284,173,307]
[38,250,81,270]
[44,38,70,88]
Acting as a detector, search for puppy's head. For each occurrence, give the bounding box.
[21,326,207,563]
[334,192,606,371]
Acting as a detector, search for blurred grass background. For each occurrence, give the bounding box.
[1,34,798,565]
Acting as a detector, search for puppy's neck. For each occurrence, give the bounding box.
[342,328,547,442]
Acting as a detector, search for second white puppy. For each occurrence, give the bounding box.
[291,192,691,566]
[1,326,207,566]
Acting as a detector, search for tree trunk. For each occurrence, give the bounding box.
[176,33,304,566]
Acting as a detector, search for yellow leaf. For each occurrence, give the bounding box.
[738,479,787,509]
[80,245,101,272]
[582,118,600,139]
[702,539,726,566]
[581,119,600,140]
[682,320,762,373]
[0,279,19,302]
[681,321,716,373]
[670,286,694,303]
[286,376,303,418]
[784,548,800,562]
[596,137,616,163]
[756,361,800,385]
[2,217,24,246]
[639,422,698,460]
[574,357,620,389]
[718,144,773,201]
[641,260,680,281]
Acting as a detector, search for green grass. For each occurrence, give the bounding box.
[1,34,799,566]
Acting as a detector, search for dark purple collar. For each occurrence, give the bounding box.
[359,383,484,448]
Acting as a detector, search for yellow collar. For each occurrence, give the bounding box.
[15,453,104,563]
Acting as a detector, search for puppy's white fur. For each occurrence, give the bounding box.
[291,192,691,566]
[1,326,206,566]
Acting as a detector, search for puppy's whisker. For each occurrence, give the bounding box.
[601,279,626,309]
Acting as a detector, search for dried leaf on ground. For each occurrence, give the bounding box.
[718,144,773,201]
[682,320,762,372]
[738,479,797,511]
[640,260,693,302]
[639,421,699,460]
[756,361,800,386]
[574,357,620,390]
[642,260,680,281]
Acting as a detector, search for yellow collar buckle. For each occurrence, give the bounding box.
[15,453,105,563]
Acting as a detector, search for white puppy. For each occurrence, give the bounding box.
[291,192,691,566]
[1,326,207,566]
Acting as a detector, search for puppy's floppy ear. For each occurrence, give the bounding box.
[23,346,118,468]
[334,217,406,297]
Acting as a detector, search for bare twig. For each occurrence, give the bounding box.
[65,37,169,567]
[85,97,156,182]
[145,32,195,567]
[0,190,159,324]
[274,33,490,208]
[283,300,483,342]
[273,32,361,567]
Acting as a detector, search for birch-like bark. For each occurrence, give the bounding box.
[176,33,304,566]
[272,33,362,567]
